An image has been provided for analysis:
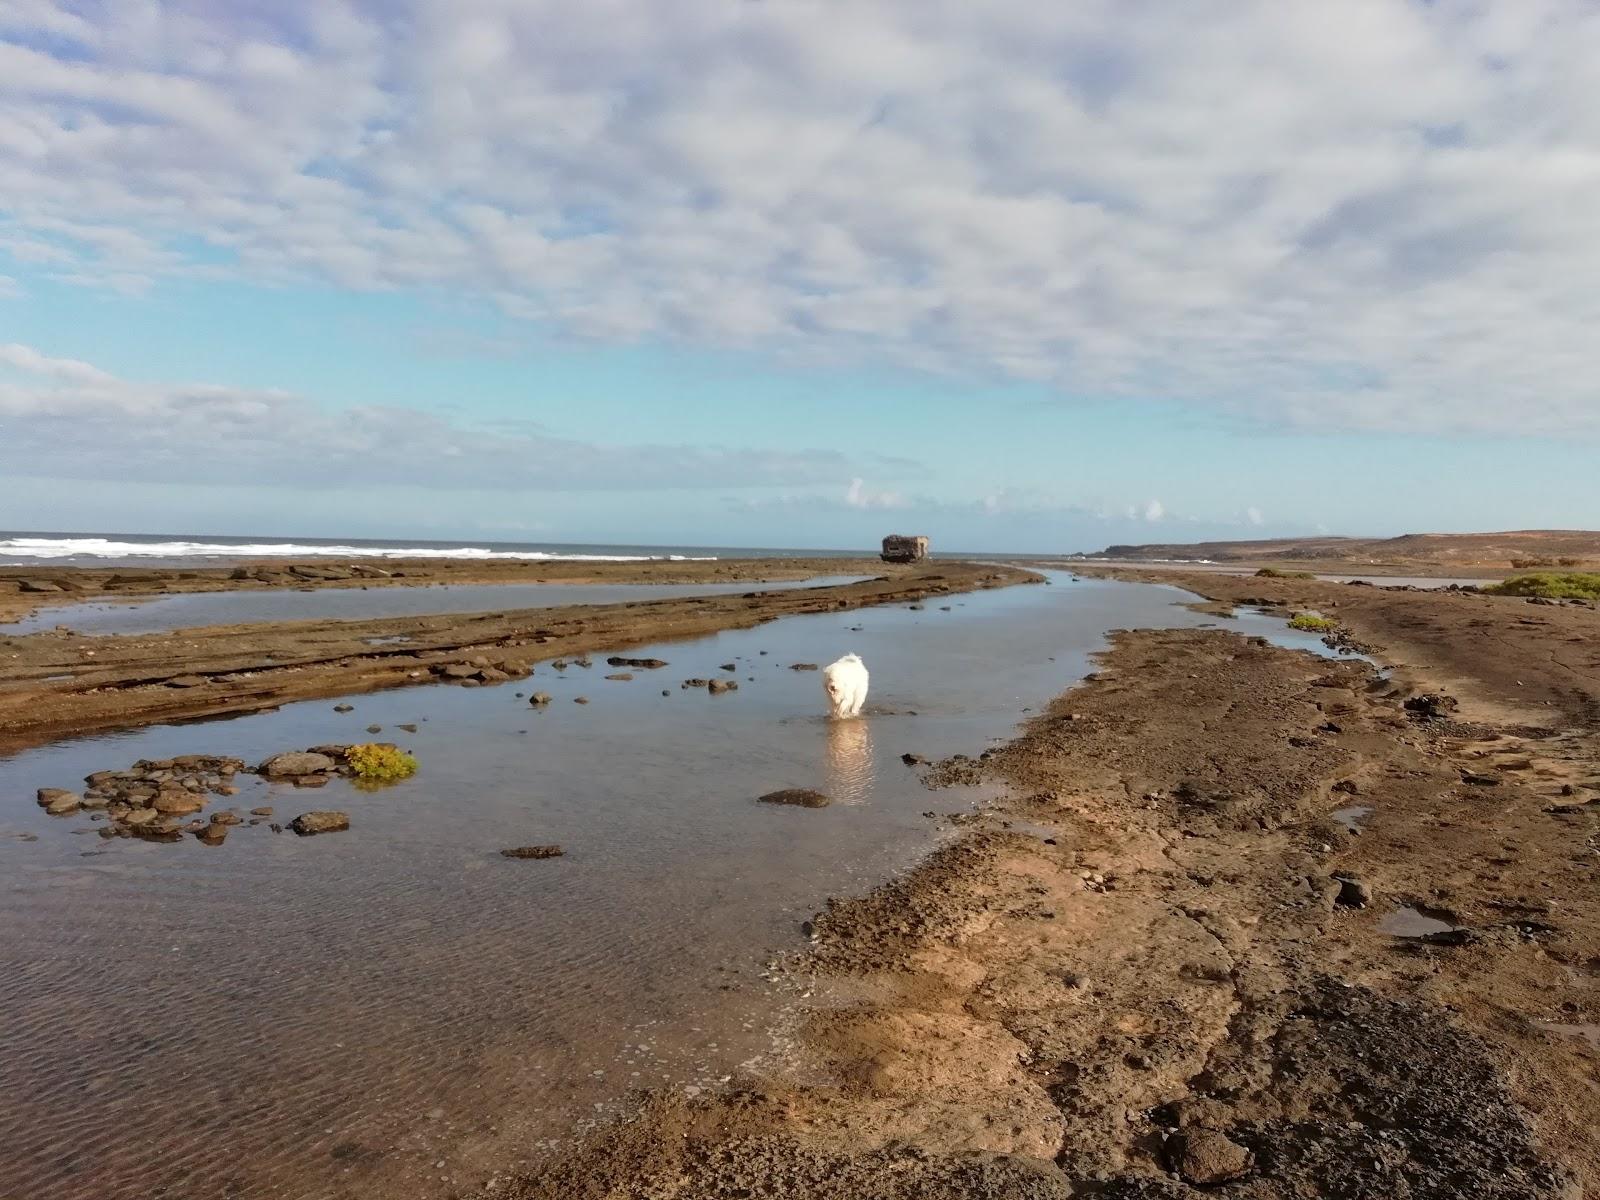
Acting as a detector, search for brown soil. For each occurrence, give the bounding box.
[1079,528,1600,570]
[0,556,884,624]
[482,572,1600,1198]
[0,562,1033,752]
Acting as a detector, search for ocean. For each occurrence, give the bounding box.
[0,531,866,568]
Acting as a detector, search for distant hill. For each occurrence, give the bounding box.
[1082,530,1600,568]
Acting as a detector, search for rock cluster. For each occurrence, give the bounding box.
[431,656,533,686]
[33,745,383,845]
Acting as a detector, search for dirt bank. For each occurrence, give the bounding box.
[484,581,1600,1197]
[0,556,886,624]
[0,562,1033,751]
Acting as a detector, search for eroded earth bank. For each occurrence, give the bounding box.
[490,578,1600,1199]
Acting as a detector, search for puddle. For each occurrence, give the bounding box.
[0,575,872,636]
[1329,805,1373,833]
[1379,904,1462,937]
[0,572,1359,1199]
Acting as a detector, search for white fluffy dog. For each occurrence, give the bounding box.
[822,653,869,718]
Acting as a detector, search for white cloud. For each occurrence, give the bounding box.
[4,4,1600,435]
[844,477,907,510]
[1246,506,1265,526]
[1143,499,1166,522]
[0,343,874,490]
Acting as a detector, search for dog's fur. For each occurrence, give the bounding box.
[822,652,869,718]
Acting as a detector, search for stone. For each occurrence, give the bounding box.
[606,656,667,669]
[573,696,589,705]
[708,679,739,694]
[290,811,350,836]
[758,788,831,808]
[153,791,205,815]
[500,845,564,859]
[44,794,81,816]
[366,724,383,734]
[258,751,337,778]
[294,775,330,788]
[437,663,477,679]
[210,811,243,826]
[901,753,927,766]
[398,724,418,733]
[121,807,159,827]
[36,787,79,809]
[1334,875,1373,908]
[334,704,354,713]
[529,693,553,706]
[1167,1130,1252,1185]
[790,663,819,671]
[250,807,274,817]
[720,662,737,672]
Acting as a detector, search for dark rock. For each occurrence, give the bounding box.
[573,696,589,705]
[1166,1129,1252,1185]
[333,704,354,713]
[290,811,349,835]
[790,663,819,671]
[1332,779,1359,795]
[759,788,831,808]
[720,662,737,672]
[1461,772,1501,787]
[708,678,738,694]
[17,579,63,593]
[902,753,928,766]
[529,693,553,706]
[250,806,274,817]
[1334,875,1372,908]
[606,656,668,669]
[682,678,710,689]
[366,724,383,734]
[1405,693,1460,720]
[500,845,564,859]
[397,723,418,733]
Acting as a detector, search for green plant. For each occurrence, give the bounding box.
[1482,572,1600,601]
[1287,612,1338,632]
[346,742,418,785]
[1255,567,1315,578]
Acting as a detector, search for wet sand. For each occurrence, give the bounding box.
[488,570,1600,1198]
[0,562,1030,751]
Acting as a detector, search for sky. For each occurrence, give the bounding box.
[2,1,1599,553]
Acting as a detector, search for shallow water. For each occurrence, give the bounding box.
[1378,904,1461,937]
[0,574,1347,1200]
[1329,804,1373,833]
[0,575,870,636]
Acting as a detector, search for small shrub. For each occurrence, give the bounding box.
[1482,573,1600,601]
[346,742,418,785]
[1288,612,1338,632]
[1255,567,1315,579]
[1510,556,1556,569]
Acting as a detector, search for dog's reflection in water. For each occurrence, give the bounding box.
[825,716,874,806]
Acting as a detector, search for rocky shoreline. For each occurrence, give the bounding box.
[0,555,889,625]
[0,562,1035,751]
[476,580,1599,1199]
